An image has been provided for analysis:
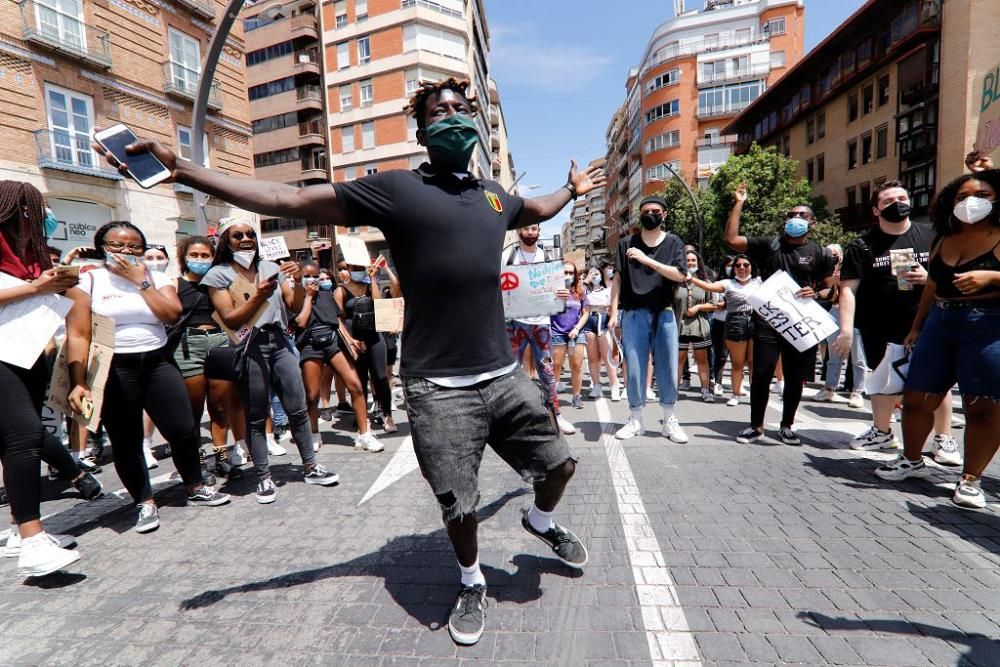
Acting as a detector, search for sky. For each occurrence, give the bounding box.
[485,0,868,241]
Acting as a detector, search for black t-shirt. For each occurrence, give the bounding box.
[178,278,216,327]
[614,232,686,311]
[840,222,933,335]
[746,235,836,287]
[334,164,525,377]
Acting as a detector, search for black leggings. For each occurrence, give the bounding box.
[101,348,202,503]
[0,359,49,523]
[355,334,391,415]
[750,323,817,430]
[710,318,728,385]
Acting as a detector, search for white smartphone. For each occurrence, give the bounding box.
[93,123,171,189]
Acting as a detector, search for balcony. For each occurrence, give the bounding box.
[489,106,499,128]
[488,78,499,104]
[643,32,768,75]
[173,0,215,20]
[698,63,771,87]
[298,120,325,145]
[490,130,500,149]
[296,85,324,110]
[162,63,222,110]
[695,134,738,148]
[34,129,123,181]
[293,49,321,77]
[18,0,111,69]
[400,0,463,19]
[696,103,752,119]
[890,0,941,45]
[289,12,318,39]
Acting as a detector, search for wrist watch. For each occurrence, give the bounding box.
[137,279,152,291]
[563,183,578,200]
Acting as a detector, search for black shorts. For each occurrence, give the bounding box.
[678,334,711,350]
[298,341,341,364]
[725,313,754,342]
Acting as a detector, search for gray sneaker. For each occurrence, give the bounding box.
[448,584,487,645]
[135,504,159,534]
[521,508,588,568]
[187,486,231,507]
[303,464,339,486]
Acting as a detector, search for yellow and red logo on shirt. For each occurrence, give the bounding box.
[485,191,503,214]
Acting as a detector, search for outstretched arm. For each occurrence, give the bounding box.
[517,160,606,228]
[724,182,749,253]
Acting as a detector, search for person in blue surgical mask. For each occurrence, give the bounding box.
[724,182,837,446]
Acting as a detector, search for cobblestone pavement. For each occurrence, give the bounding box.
[2,376,1000,666]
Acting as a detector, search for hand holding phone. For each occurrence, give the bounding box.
[93,124,172,189]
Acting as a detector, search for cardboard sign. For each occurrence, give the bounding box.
[501,259,566,320]
[976,63,1000,161]
[339,235,370,266]
[214,273,268,343]
[747,270,837,352]
[0,272,73,369]
[564,250,585,271]
[374,298,404,332]
[259,235,291,262]
[48,314,115,432]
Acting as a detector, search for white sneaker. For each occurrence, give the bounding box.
[848,392,864,409]
[266,437,287,457]
[713,383,724,398]
[931,434,963,466]
[726,396,740,407]
[615,417,644,440]
[701,388,715,403]
[874,454,929,481]
[230,442,248,466]
[556,382,567,393]
[771,381,784,395]
[588,383,603,399]
[850,425,899,451]
[610,386,622,402]
[646,388,656,402]
[355,431,384,453]
[663,416,689,443]
[3,526,76,558]
[556,415,576,435]
[812,388,835,402]
[953,478,986,510]
[17,533,80,577]
[142,440,158,469]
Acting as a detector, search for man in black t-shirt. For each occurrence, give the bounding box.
[111,78,606,647]
[724,183,836,445]
[835,181,960,463]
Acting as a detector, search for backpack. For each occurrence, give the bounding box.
[351,294,376,340]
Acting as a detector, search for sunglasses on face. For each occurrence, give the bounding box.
[105,241,145,252]
[787,211,812,220]
[735,263,751,269]
[231,230,257,241]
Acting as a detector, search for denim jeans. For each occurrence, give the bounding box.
[906,303,1000,400]
[507,321,560,415]
[824,306,867,390]
[620,309,678,410]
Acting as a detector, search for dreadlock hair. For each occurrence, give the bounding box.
[0,181,52,270]
[93,221,147,253]
[403,77,479,129]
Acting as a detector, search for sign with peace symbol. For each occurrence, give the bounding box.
[500,272,519,291]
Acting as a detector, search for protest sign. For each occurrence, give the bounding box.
[0,272,72,368]
[48,314,115,432]
[214,273,265,343]
[500,259,566,320]
[259,235,291,262]
[339,235,371,266]
[747,270,837,352]
[976,62,1000,161]
[375,298,405,332]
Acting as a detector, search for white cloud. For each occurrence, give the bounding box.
[490,23,612,93]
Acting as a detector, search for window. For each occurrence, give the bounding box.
[251,111,297,134]
[44,84,94,168]
[645,100,679,124]
[806,159,815,183]
[863,83,874,114]
[704,33,719,48]
[860,183,871,209]
[254,147,300,168]
[168,28,201,95]
[248,77,295,100]
[735,27,751,42]
[848,93,858,122]
[344,166,356,181]
[362,121,374,149]
[407,115,418,141]
[405,66,447,94]
[876,125,888,159]
[848,140,858,169]
[178,126,209,166]
[817,154,825,181]
[357,36,370,64]
[806,119,815,144]
[862,132,873,164]
[35,0,86,49]
[644,130,680,153]
[770,50,785,68]
[402,24,466,60]
[355,0,367,21]
[782,134,790,157]
[336,42,349,69]
[359,78,373,107]
[697,80,763,116]
[364,164,378,175]
[703,60,725,82]
[334,0,346,27]
[877,74,890,107]
[647,68,679,93]
[764,17,785,35]
[341,125,354,152]
[817,112,826,139]
[246,40,293,66]
[846,186,857,209]
[339,84,352,111]
[646,161,680,181]
[731,55,749,75]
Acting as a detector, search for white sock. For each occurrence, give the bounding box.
[459,557,485,587]
[662,404,675,422]
[527,504,554,533]
[142,437,153,449]
[71,451,81,463]
[630,407,643,424]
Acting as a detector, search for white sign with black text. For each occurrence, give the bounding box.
[747,270,837,352]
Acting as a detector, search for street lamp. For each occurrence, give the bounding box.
[649,165,704,255]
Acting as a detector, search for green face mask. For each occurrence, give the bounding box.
[425,115,479,170]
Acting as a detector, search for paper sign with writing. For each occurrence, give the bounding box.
[214,273,267,343]
[47,314,115,432]
[747,270,837,352]
[976,63,1000,161]
[338,235,371,266]
[501,259,566,320]
[0,272,73,369]
[374,298,404,332]
[259,236,291,262]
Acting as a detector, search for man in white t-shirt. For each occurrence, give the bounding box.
[504,224,576,435]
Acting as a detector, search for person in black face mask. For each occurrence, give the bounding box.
[834,181,959,462]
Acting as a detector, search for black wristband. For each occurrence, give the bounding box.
[563,183,578,200]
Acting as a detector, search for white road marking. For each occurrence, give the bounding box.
[596,398,702,667]
[357,436,418,506]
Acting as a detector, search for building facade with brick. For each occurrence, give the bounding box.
[0,0,255,258]
[726,0,996,227]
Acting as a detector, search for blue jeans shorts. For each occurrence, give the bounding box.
[402,368,576,524]
[905,302,1000,400]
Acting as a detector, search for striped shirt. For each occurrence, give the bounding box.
[723,277,761,316]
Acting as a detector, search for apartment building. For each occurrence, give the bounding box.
[604,0,804,250]
[0,0,254,257]
[563,157,609,268]
[240,0,329,256]
[317,0,515,260]
[726,0,995,228]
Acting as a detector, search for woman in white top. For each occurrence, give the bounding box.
[690,254,760,407]
[582,263,621,401]
[66,221,230,534]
